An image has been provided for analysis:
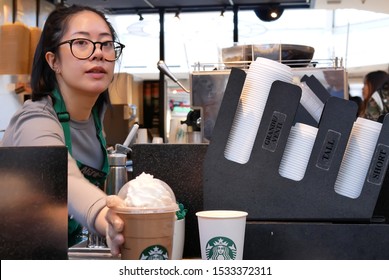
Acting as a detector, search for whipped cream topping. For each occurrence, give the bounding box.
[124,172,175,208]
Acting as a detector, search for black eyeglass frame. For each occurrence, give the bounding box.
[56,38,125,62]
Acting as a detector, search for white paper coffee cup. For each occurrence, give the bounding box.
[196,210,248,260]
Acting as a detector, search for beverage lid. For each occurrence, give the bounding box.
[112,203,179,214]
[115,177,178,214]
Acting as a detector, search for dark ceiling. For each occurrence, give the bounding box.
[63,0,313,14]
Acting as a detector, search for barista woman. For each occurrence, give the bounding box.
[1,5,124,255]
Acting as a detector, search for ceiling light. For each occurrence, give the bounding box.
[270,11,278,19]
[254,6,284,22]
[138,12,144,21]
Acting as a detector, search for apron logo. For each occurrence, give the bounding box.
[79,165,106,179]
[140,245,169,260]
[205,236,237,260]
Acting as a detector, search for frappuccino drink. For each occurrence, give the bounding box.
[113,173,178,260]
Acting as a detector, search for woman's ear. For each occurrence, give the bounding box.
[45,51,59,73]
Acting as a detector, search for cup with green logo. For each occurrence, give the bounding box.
[114,173,179,260]
[196,210,248,260]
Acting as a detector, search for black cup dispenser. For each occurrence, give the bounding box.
[203,68,389,259]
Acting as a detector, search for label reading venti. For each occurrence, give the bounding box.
[262,111,286,152]
[367,144,389,185]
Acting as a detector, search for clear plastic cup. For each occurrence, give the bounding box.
[114,178,178,260]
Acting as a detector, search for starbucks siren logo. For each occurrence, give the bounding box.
[140,245,169,260]
[205,236,237,260]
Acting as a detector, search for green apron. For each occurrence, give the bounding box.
[52,89,109,246]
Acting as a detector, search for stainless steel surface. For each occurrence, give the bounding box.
[221,44,315,68]
[293,67,348,99]
[158,60,190,93]
[105,122,136,194]
[105,153,128,195]
[191,66,348,141]
[86,230,108,249]
[191,71,231,142]
[68,240,119,260]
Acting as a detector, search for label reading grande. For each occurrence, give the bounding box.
[262,111,286,152]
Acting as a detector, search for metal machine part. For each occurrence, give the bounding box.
[105,123,138,195]
[157,60,190,93]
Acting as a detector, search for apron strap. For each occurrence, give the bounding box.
[52,88,109,177]
[52,88,109,239]
[52,89,73,154]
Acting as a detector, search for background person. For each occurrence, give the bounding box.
[323,69,362,115]
[360,70,389,120]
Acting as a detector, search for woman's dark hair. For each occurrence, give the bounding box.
[364,70,389,98]
[359,70,389,117]
[30,4,119,106]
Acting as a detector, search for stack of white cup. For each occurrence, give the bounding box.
[279,123,318,181]
[224,57,293,164]
[299,82,325,123]
[334,117,382,199]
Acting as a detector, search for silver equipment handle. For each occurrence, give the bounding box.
[157,60,190,93]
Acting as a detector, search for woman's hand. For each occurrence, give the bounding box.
[105,195,125,256]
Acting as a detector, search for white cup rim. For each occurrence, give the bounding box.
[196,210,248,219]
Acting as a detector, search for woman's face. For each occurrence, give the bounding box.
[53,11,115,97]
[362,80,370,100]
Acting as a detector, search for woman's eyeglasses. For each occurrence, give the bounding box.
[56,38,125,62]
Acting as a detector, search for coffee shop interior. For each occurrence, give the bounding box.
[1,0,389,260]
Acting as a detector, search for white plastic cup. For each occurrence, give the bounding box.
[334,118,382,199]
[279,123,318,181]
[113,178,178,260]
[196,210,248,260]
[299,82,324,123]
[136,128,148,144]
[172,218,185,260]
[152,136,164,144]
